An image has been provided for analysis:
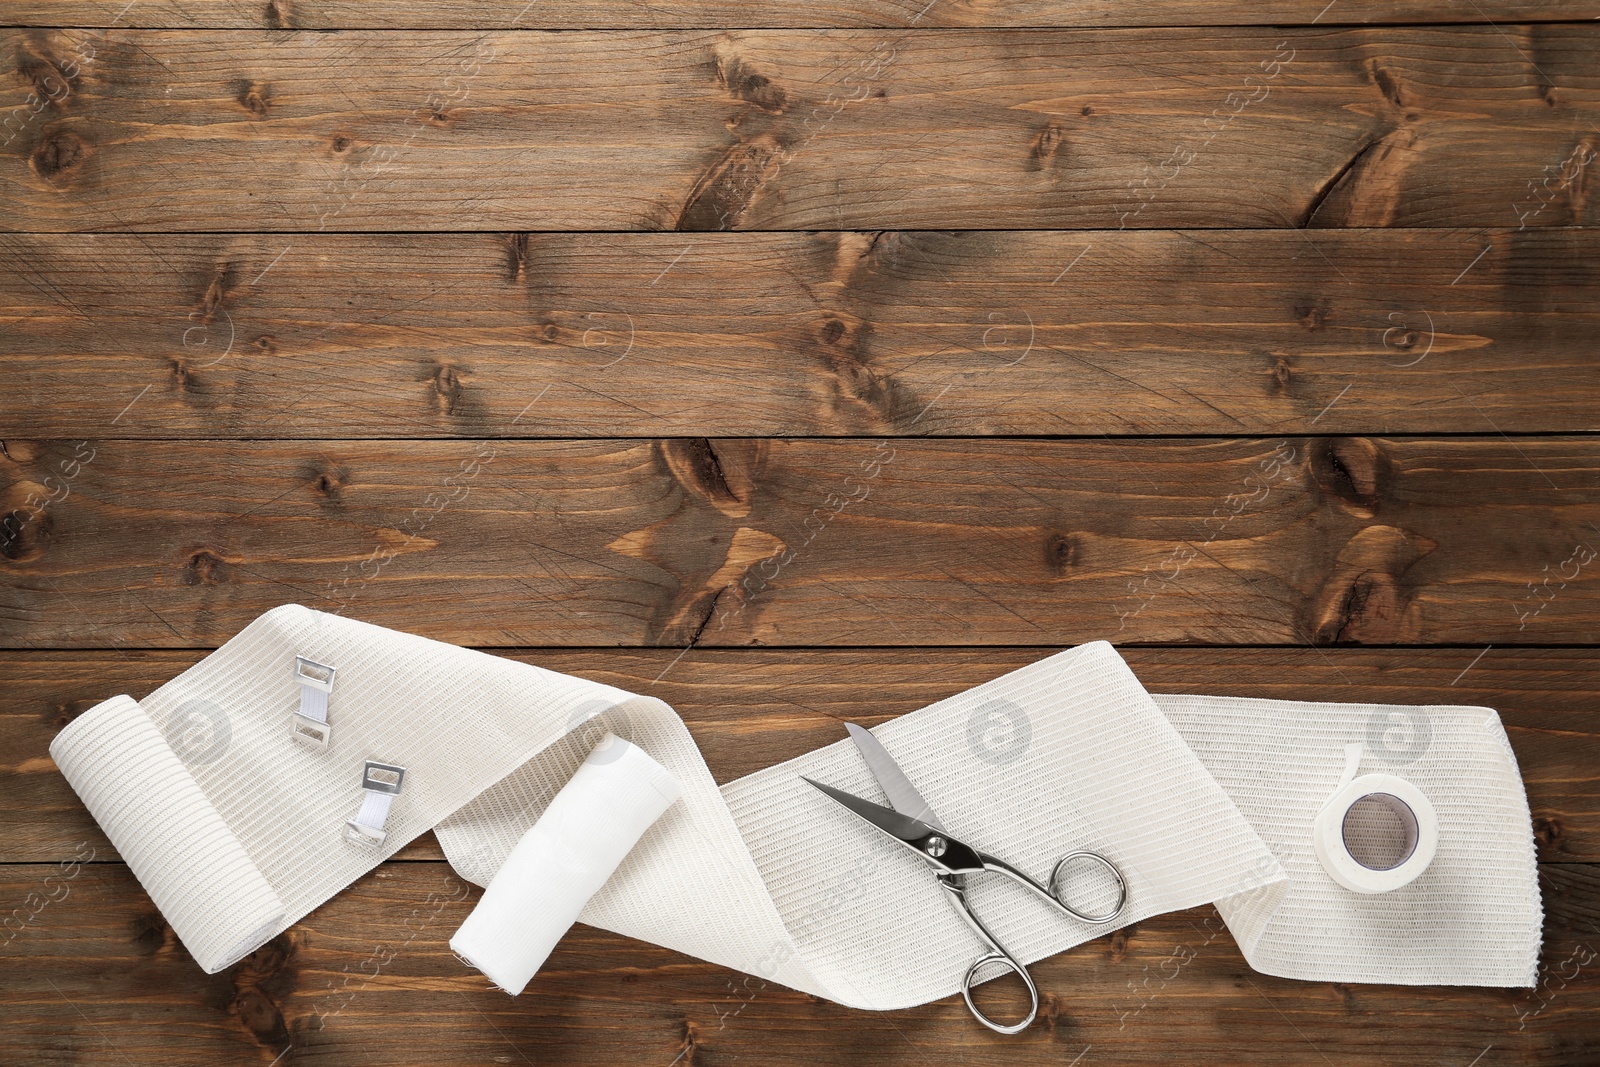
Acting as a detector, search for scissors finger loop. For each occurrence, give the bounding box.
[960,952,1039,1035]
[1049,850,1128,924]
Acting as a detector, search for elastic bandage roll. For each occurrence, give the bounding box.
[450,732,682,995]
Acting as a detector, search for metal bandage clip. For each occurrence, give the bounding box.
[291,656,337,749]
[345,761,407,848]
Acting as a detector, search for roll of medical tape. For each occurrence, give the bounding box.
[1312,773,1438,894]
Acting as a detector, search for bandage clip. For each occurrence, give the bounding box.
[292,656,337,749]
[345,760,407,848]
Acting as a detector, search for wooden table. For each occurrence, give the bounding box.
[3,1,1598,1063]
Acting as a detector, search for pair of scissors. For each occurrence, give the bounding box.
[803,723,1128,1034]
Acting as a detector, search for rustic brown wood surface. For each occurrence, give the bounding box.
[3,2,1599,1064]
[3,27,1599,231]
[4,861,1597,1066]
[4,229,1597,437]
[6,0,1600,28]
[4,437,1600,648]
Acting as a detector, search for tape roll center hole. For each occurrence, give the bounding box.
[1340,792,1419,871]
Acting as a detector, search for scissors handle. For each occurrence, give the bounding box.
[978,849,1128,925]
[940,850,1129,1033]
[1048,850,1128,924]
[939,875,1040,1034]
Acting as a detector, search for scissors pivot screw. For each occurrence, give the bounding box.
[924,835,949,858]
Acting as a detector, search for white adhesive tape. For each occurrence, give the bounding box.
[1313,747,1438,894]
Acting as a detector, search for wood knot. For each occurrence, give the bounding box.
[304,462,348,499]
[56,697,103,728]
[1311,437,1386,515]
[229,78,270,118]
[128,908,171,955]
[1272,354,1292,395]
[801,309,916,426]
[1389,331,1418,351]
[182,548,231,586]
[1295,299,1332,331]
[232,933,296,1047]
[239,931,299,979]
[675,133,782,231]
[1369,60,1405,108]
[1045,531,1079,575]
[0,481,52,563]
[1108,924,1133,963]
[197,261,241,319]
[658,438,758,518]
[233,986,290,1046]
[16,45,74,110]
[676,1017,703,1066]
[431,362,465,414]
[1308,525,1434,644]
[504,232,529,284]
[330,134,352,153]
[1533,814,1565,854]
[263,0,292,28]
[1317,571,1399,644]
[168,356,198,392]
[1028,123,1065,170]
[253,334,277,355]
[714,53,788,114]
[29,130,86,183]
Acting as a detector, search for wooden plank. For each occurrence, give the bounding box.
[3,27,1598,231]
[2,858,1595,1065]
[4,437,1600,649]
[6,0,1600,29]
[5,646,1598,864]
[4,228,1597,438]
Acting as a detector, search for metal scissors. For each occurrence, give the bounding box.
[803,723,1127,1034]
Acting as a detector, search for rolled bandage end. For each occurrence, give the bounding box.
[449,732,682,995]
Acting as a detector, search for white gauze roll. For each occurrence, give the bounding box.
[450,732,682,995]
[49,695,287,973]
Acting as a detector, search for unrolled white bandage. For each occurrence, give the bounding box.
[50,605,1542,994]
[450,733,681,994]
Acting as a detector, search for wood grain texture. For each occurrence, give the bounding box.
[3,27,1598,231]
[4,228,1597,438]
[6,0,1600,28]
[3,859,1597,1065]
[5,646,1598,864]
[5,436,1599,649]
[4,0,1597,1057]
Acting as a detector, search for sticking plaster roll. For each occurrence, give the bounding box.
[1312,744,1438,894]
[450,732,682,995]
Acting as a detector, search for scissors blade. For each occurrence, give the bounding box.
[803,777,985,875]
[802,776,937,846]
[844,723,948,834]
